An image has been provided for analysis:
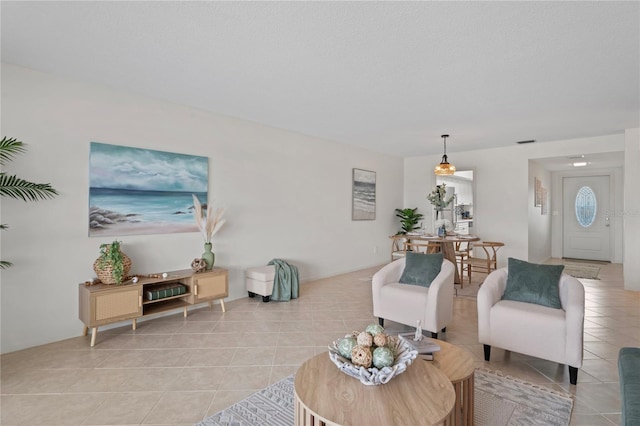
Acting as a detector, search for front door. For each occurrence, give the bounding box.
[562,175,611,261]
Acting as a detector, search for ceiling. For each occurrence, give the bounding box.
[1,1,639,162]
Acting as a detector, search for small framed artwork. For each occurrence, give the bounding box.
[541,187,548,215]
[534,177,542,206]
[352,168,376,220]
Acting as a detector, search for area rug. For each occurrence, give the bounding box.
[196,368,573,426]
[562,263,600,279]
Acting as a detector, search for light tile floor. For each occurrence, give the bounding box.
[1,260,637,425]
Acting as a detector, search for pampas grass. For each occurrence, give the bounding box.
[192,194,226,243]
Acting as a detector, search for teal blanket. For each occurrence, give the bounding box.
[267,259,299,301]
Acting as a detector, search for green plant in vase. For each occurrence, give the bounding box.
[94,240,131,285]
[394,208,424,235]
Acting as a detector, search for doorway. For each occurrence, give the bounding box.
[562,175,611,261]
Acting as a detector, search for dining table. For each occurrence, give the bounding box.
[390,233,480,284]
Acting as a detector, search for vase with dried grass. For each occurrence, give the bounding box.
[93,240,132,285]
[192,194,225,270]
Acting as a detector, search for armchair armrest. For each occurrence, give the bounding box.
[560,274,585,367]
[423,259,455,329]
[372,258,405,309]
[477,268,508,343]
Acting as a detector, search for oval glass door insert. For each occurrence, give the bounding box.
[575,186,597,227]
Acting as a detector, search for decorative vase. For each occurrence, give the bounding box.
[201,242,215,270]
[93,246,132,285]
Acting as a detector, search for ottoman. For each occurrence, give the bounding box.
[245,265,275,302]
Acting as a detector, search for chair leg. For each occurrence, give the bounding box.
[431,332,438,339]
[483,344,491,361]
[569,366,578,385]
[378,318,384,327]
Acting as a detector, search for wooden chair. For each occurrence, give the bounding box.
[461,241,504,283]
[404,241,440,254]
[454,241,471,286]
[390,235,407,261]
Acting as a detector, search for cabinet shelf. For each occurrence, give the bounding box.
[143,293,192,305]
[143,298,190,316]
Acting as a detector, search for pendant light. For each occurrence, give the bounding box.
[434,134,456,175]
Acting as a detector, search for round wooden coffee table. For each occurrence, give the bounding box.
[294,352,455,426]
[427,339,475,426]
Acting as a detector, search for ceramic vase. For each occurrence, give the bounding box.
[201,242,215,270]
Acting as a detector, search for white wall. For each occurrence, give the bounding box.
[528,161,552,263]
[0,64,404,353]
[624,128,640,290]
[404,134,627,268]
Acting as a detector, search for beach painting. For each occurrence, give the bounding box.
[89,142,208,236]
[352,168,376,220]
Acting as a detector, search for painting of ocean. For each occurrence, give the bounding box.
[89,142,208,236]
[352,168,376,220]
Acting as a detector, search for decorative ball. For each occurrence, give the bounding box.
[373,333,388,347]
[132,276,139,283]
[191,258,207,272]
[357,331,373,347]
[372,346,395,369]
[351,345,373,368]
[337,337,357,360]
[365,323,385,336]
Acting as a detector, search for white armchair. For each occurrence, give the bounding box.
[478,267,585,384]
[372,258,455,339]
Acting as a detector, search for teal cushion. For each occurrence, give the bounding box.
[502,258,564,309]
[399,252,443,287]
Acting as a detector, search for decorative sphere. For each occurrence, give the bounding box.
[372,346,395,369]
[373,333,388,347]
[351,345,373,368]
[337,337,357,360]
[365,323,385,336]
[357,331,373,347]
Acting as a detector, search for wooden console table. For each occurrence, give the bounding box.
[294,352,455,425]
[78,268,227,346]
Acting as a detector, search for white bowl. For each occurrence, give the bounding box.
[327,336,418,386]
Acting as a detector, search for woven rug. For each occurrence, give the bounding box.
[197,368,573,426]
[562,263,600,279]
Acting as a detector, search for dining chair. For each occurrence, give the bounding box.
[405,240,440,254]
[390,235,407,261]
[454,241,471,286]
[460,241,504,283]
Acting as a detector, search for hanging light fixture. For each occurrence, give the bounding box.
[434,134,456,175]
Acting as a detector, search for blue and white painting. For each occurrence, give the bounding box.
[352,168,376,220]
[89,142,208,236]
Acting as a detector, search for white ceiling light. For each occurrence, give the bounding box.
[572,161,588,167]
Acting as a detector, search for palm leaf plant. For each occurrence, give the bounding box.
[394,208,424,235]
[1,137,58,268]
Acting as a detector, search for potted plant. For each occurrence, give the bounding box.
[93,240,132,285]
[0,137,58,268]
[394,208,424,235]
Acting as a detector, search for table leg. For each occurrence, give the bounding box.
[441,242,461,284]
[220,299,226,313]
[82,325,89,336]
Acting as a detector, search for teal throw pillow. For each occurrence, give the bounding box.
[502,258,564,309]
[399,252,443,288]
